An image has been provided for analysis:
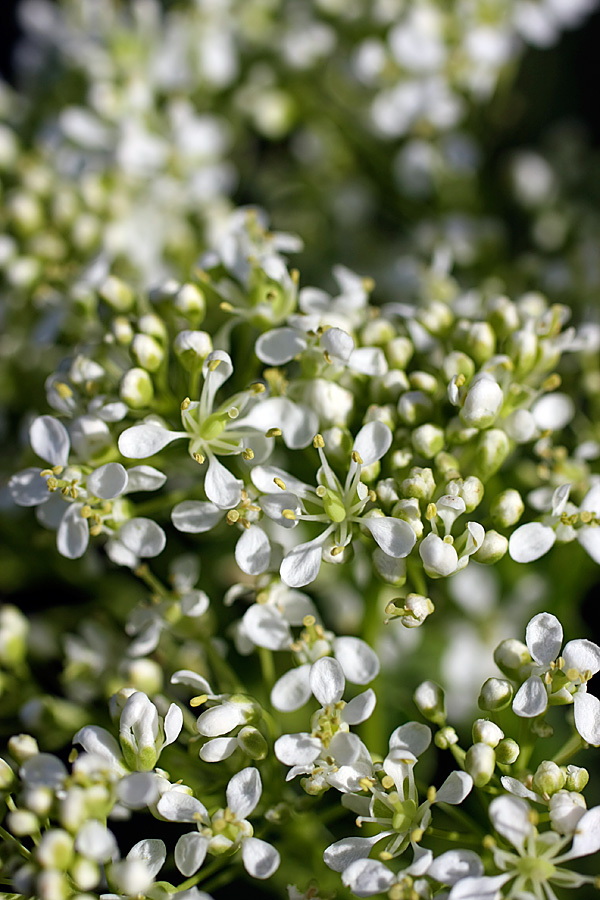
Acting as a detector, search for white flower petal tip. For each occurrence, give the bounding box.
[174,833,208,877]
[241,836,280,880]
[30,416,70,467]
[362,515,416,558]
[341,859,395,897]
[235,525,271,575]
[310,656,345,706]
[270,665,312,712]
[428,849,484,885]
[573,691,600,746]
[119,518,166,557]
[525,611,563,664]
[508,522,556,563]
[333,636,380,684]
[512,676,548,718]
[353,421,392,466]
[87,463,128,499]
[118,423,184,459]
[226,767,262,820]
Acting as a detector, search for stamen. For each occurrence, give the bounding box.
[181,397,191,411]
[193,452,205,464]
[330,545,344,556]
[273,477,286,490]
[228,407,239,419]
[352,450,363,465]
[251,382,266,394]
[242,448,254,460]
[316,485,326,498]
[266,427,281,438]
[282,509,296,520]
[190,694,208,707]
[313,433,325,449]
[208,358,222,372]
[226,510,240,524]
[220,301,234,313]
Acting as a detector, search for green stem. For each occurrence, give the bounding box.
[515,718,537,773]
[177,856,230,891]
[553,732,585,766]
[359,583,386,758]
[258,647,275,694]
[0,825,31,860]
[426,826,481,845]
[135,564,170,599]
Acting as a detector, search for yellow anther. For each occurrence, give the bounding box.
[355,817,363,828]
[316,485,327,498]
[381,775,395,791]
[241,489,248,501]
[427,786,437,803]
[265,427,282,438]
[303,615,316,627]
[228,407,239,419]
[70,484,78,498]
[242,448,254,460]
[542,373,561,392]
[251,382,266,394]
[291,268,299,284]
[352,451,363,465]
[61,485,70,496]
[411,828,424,843]
[528,809,539,826]
[443,534,454,544]
[323,350,333,364]
[359,777,375,791]
[455,373,466,388]
[193,452,205,464]
[313,433,325,449]
[89,524,102,537]
[54,382,74,400]
[330,545,344,556]
[248,504,261,512]
[40,468,54,477]
[68,748,78,764]
[226,510,240,524]
[80,505,92,519]
[426,502,437,520]
[368,490,377,502]
[193,811,207,822]
[282,509,296,520]
[256,591,269,605]
[581,510,593,524]
[379,851,394,862]
[388,886,403,900]
[363,276,375,292]
[209,358,222,372]
[273,477,286,491]
[190,694,208,707]
[544,671,552,684]
[52,466,64,475]
[482,835,496,850]
[181,397,191,411]
[556,656,564,669]
[219,301,234,313]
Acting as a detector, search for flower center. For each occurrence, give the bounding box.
[515,856,556,883]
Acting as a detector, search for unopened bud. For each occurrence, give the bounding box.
[112,316,134,346]
[132,334,163,373]
[8,733,39,764]
[414,681,446,725]
[173,330,213,371]
[174,283,206,319]
[466,321,496,365]
[37,829,74,870]
[387,336,413,369]
[465,743,496,787]
[398,391,433,426]
[412,423,445,459]
[434,726,459,749]
[472,529,508,564]
[491,489,525,528]
[532,760,566,797]
[565,765,589,793]
[474,429,510,479]
[8,809,39,836]
[442,350,475,383]
[99,276,134,312]
[0,756,15,789]
[120,368,154,409]
[472,719,504,748]
[549,790,587,835]
[493,639,531,678]
[495,738,520,765]
[401,467,436,501]
[237,726,268,760]
[478,677,513,711]
[458,475,484,512]
[460,375,503,429]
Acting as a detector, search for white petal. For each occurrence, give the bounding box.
[174,833,208,877]
[117,773,160,808]
[420,532,458,576]
[388,722,432,757]
[251,465,309,497]
[172,500,223,533]
[551,483,571,516]
[353,421,392,466]
[75,821,118,863]
[508,522,556,563]
[448,874,508,900]
[72,726,123,769]
[30,416,70,466]
[196,703,246,737]
[274,732,321,766]
[342,859,395,897]
[578,526,600,565]
[118,424,184,458]
[429,849,483,885]
[181,590,210,617]
[342,689,376,725]
[499,776,539,803]
[127,839,166,879]
[259,491,301,527]
[243,605,292,651]
[57,504,89,559]
[532,393,575,431]
[434,771,473,805]
[320,326,354,362]
[489,795,532,852]
[581,483,600,516]
[280,537,325,587]
[200,738,238,762]
[255,327,307,365]
[513,676,548,718]
[573,691,600,746]
[163,704,183,746]
[333,637,380,685]
[124,466,167,493]
[171,670,214,694]
[310,656,345,706]
[156,792,208,823]
[9,468,49,506]
[226,766,261,819]
[205,455,242,508]
[242,837,280,880]
[568,806,600,858]
[19,754,68,789]
[324,834,387,873]
[201,351,234,410]
[105,538,139,569]
[348,347,388,376]
[87,463,128,499]
[328,731,365,766]
[119,518,166,558]
[361,516,416,558]
[235,525,271,575]
[270,665,312,712]
[562,640,600,677]
[526,612,563,665]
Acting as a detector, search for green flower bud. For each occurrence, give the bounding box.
[237,726,268,760]
[565,765,589,792]
[71,858,100,892]
[472,530,508,564]
[466,321,496,365]
[24,787,53,817]
[8,733,39,764]
[465,743,496,787]
[488,296,520,339]
[370,370,410,404]
[386,336,413,369]
[99,276,135,312]
[398,391,434,426]
[507,329,538,377]
[120,368,154,409]
[361,318,395,346]
[174,283,206,320]
[434,726,459,749]
[37,870,70,900]
[112,317,134,346]
[126,659,163,695]
[409,371,438,394]
[435,452,461,478]
[401,467,436,501]
[493,639,532,678]
[472,719,504,748]
[132,334,164,373]
[173,330,213,372]
[412,423,445,459]
[418,300,454,335]
[442,351,475,383]
[495,738,520,765]
[0,604,29,668]
[8,191,44,236]
[414,680,446,725]
[532,761,566,798]
[37,830,74,870]
[474,429,510,479]
[491,489,525,527]
[478,677,513,711]
[138,313,167,342]
[7,809,39,836]
[0,756,15,789]
[456,475,485,512]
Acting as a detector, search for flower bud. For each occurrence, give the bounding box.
[37,869,70,900]
[237,726,268,760]
[456,476,484,512]
[119,693,159,772]
[0,605,29,668]
[472,719,504,748]
[465,743,496,787]
[371,370,410,404]
[132,334,164,373]
[173,330,213,372]
[414,680,446,725]
[109,859,154,897]
[409,371,438,394]
[0,756,15,789]
[401,467,436,501]
[418,299,454,335]
[478,677,513,711]
[472,529,508,564]
[8,733,39,764]
[532,760,566,798]
[434,725,459,749]
[474,429,510,479]
[174,283,206,320]
[126,659,163,695]
[460,375,503,429]
[398,391,433,426]
[295,379,353,427]
[504,409,537,443]
[395,593,434,628]
[565,765,589,793]
[549,790,587,835]
[99,276,134,312]
[386,336,413,369]
[507,329,538,377]
[23,787,53,816]
[112,316,134,346]
[412,423,445,459]
[491,489,525,528]
[138,313,167,342]
[442,351,475,383]
[495,738,520,765]
[37,830,74,870]
[493,639,531,678]
[488,296,520,338]
[120,368,154,409]
[466,321,496,365]
[8,809,39,836]
[361,318,395,346]
[391,498,423,539]
[71,858,100,891]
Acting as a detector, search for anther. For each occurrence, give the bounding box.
[368,490,377,502]
[265,428,281,438]
[316,485,327,498]
[219,302,234,312]
[323,351,332,364]
[330,545,344,556]
[273,477,286,490]
[303,615,316,627]
[40,469,53,477]
[208,358,222,372]
[80,506,92,519]
[282,509,296,520]
[242,448,254,460]
[251,382,266,394]
[313,433,325,449]
[226,510,240,524]
[352,451,363,465]
[426,502,437,520]
[228,407,239,419]
[193,452,205,464]
[181,397,191,411]
[190,694,208,707]
[381,775,394,791]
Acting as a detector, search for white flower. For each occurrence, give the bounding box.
[509,612,600,745]
[448,795,600,899]
[255,321,387,377]
[254,422,415,587]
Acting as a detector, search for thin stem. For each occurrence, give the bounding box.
[177,856,229,891]
[553,732,585,766]
[0,825,31,860]
[426,826,481,845]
